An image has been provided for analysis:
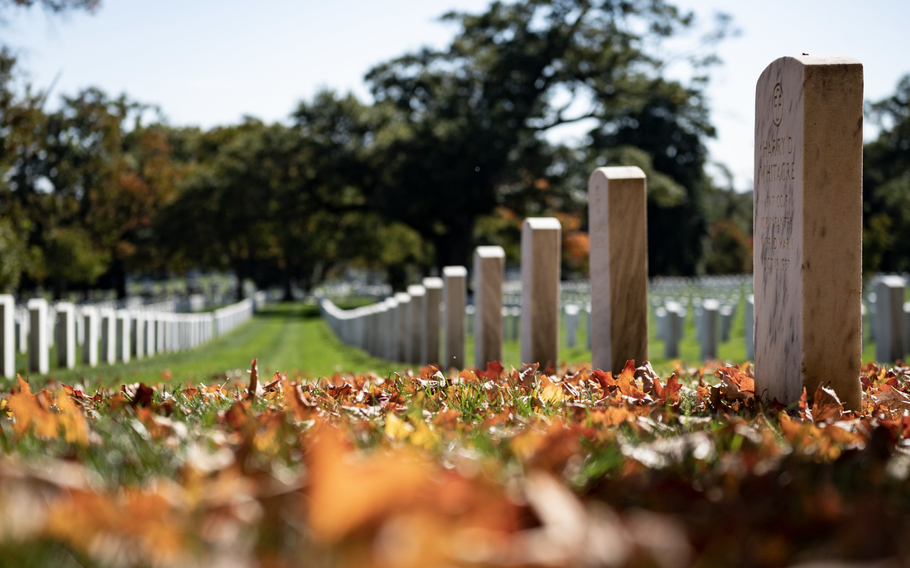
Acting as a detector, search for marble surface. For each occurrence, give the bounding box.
[521,218,561,369]
[27,298,49,374]
[588,167,649,374]
[753,55,863,410]
[394,292,411,363]
[443,266,467,369]
[0,295,13,379]
[423,277,443,366]
[474,246,505,369]
[55,302,76,369]
[875,276,906,363]
[407,285,427,365]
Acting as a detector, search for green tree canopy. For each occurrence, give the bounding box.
[364,0,732,274]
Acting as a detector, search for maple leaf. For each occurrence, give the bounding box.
[592,369,615,393]
[538,375,566,404]
[306,426,431,543]
[652,374,682,403]
[811,384,844,423]
[616,360,645,400]
[56,389,89,445]
[481,360,504,381]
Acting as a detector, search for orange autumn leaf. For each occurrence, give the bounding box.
[56,389,89,445]
[616,360,645,399]
[811,384,844,424]
[8,377,58,439]
[653,374,682,403]
[306,426,431,543]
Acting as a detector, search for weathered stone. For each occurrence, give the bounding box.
[55,302,76,369]
[875,276,905,363]
[443,266,467,369]
[473,246,504,368]
[28,298,49,374]
[395,292,411,362]
[422,277,443,366]
[701,299,719,360]
[407,285,427,365]
[754,55,863,410]
[0,295,14,378]
[588,167,648,374]
[521,218,561,369]
[82,307,99,367]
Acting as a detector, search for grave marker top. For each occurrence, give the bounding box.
[753,55,863,410]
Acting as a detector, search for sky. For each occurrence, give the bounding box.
[5,0,910,191]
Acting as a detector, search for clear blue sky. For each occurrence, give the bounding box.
[6,0,910,191]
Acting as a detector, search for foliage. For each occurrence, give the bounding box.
[863,74,910,275]
[2,356,910,566]
[364,0,734,273]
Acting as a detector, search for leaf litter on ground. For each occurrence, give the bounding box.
[1,359,910,566]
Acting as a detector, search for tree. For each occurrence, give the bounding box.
[364,0,732,274]
[863,74,910,275]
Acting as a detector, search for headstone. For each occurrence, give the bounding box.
[145,315,156,357]
[754,55,863,410]
[394,292,411,362]
[664,302,684,359]
[701,299,719,360]
[443,266,467,369]
[407,285,427,365]
[115,310,131,363]
[385,297,400,361]
[27,298,49,374]
[134,313,145,359]
[100,309,117,365]
[0,295,14,379]
[82,307,99,367]
[745,295,755,360]
[473,246,505,369]
[588,167,648,374]
[55,302,76,370]
[422,277,443,366]
[16,311,27,354]
[874,276,905,363]
[565,304,579,348]
[520,218,561,369]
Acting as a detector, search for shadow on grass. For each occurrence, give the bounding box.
[252,303,322,320]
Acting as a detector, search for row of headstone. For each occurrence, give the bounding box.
[322,218,564,370]
[322,55,870,413]
[0,293,266,378]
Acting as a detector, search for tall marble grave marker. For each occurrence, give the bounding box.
[588,167,648,374]
[56,302,76,369]
[407,285,426,365]
[28,298,49,374]
[422,277,443,366]
[754,55,863,410]
[0,295,13,378]
[443,266,467,369]
[473,246,504,369]
[520,218,561,369]
[874,276,905,363]
[83,307,99,367]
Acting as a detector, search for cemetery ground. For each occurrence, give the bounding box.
[2,300,909,567]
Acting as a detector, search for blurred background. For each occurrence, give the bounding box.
[1,0,909,300]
